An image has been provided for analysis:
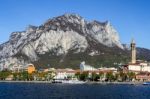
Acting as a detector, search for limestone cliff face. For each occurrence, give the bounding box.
[0,14,123,69]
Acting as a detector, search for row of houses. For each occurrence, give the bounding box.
[2,61,150,82]
[122,39,150,81]
[123,60,150,81]
[53,62,118,81]
[1,64,36,74]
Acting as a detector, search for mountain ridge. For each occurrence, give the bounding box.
[0,13,149,69]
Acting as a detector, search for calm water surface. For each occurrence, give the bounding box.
[0,82,150,99]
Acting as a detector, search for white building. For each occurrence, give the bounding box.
[128,62,150,72]
[80,61,97,71]
[98,67,117,73]
[54,68,78,80]
[10,65,24,72]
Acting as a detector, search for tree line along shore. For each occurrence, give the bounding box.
[0,69,139,83]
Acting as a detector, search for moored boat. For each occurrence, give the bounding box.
[61,80,85,84]
[143,82,150,85]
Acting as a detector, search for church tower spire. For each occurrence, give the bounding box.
[131,38,136,64]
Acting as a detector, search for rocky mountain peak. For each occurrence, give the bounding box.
[0,13,125,69]
[90,20,109,26]
[62,13,83,21]
[26,25,38,33]
[44,13,85,25]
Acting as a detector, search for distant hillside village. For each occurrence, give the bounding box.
[0,39,150,82]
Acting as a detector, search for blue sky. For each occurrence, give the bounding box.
[0,0,150,49]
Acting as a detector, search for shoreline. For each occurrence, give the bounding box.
[0,80,52,83]
[0,80,144,85]
[86,81,143,85]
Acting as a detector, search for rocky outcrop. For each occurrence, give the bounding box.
[0,14,125,69]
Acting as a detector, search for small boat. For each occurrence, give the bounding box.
[61,80,85,84]
[143,82,150,85]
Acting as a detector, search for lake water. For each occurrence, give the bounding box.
[0,83,150,99]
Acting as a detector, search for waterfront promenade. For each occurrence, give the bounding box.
[0,80,144,85]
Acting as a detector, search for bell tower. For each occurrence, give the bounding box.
[131,39,136,64]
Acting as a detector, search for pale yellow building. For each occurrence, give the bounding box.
[27,64,36,74]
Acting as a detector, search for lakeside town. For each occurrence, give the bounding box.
[0,39,150,84]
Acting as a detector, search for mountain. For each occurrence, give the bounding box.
[0,14,149,69]
[137,47,150,61]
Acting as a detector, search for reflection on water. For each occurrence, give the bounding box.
[0,83,150,99]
